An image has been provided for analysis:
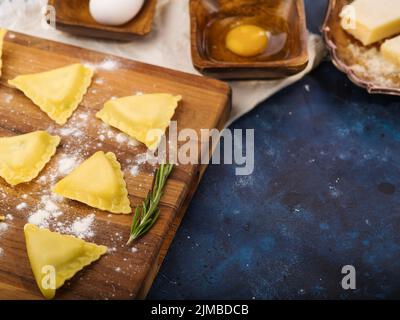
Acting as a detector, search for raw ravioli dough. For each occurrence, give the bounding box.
[96,93,181,150]
[0,28,6,77]
[53,151,131,214]
[8,63,93,125]
[24,223,107,299]
[0,131,60,186]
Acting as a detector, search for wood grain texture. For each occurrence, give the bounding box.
[48,0,157,40]
[322,0,400,96]
[0,31,231,299]
[190,0,309,80]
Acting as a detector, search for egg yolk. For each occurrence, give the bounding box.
[225,25,268,57]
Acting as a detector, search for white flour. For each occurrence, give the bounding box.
[0,223,8,234]
[3,94,13,104]
[16,202,27,210]
[57,155,78,175]
[84,58,119,72]
[59,127,83,138]
[67,214,96,239]
[28,194,63,228]
[129,165,140,177]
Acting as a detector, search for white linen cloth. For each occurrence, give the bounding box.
[0,0,326,126]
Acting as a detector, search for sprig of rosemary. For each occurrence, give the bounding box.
[126,163,174,246]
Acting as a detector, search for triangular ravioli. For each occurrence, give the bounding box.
[0,28,7,77]
[53,151,131,214]
[96,93,181,150]
[8,63,93,125]
[0,131,60,186]
[24,223,107,299]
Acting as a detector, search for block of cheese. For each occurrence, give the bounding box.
[341,0,400,46]
[381,35,400,66]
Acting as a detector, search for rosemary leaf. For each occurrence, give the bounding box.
[126,163,174,245]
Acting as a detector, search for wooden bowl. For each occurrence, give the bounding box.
[48,0,157,41]
[190,0,309,80]
[322,0,400,96]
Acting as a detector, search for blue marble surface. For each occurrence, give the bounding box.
[148,0,400,299]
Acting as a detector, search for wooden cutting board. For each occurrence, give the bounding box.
[0,31,230,299]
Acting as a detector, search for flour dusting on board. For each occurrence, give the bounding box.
[28,194,63,228]
[59,127,83,138]
[129,165,140,177]
[66,214,96,239]
[0,223,8,234]
[84,58,120,71]
[57,155,79,175]
[98,123,140,147]
[0,216,10,258]
[16,202,27,210]
[95,78,104,85]
[27,192,97,240]
[3,94,13,104]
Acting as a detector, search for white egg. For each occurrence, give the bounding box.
[89,0,145,26]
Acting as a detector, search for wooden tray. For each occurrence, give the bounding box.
[48,0,157,40]
[190,0,309,80]
[0,31,231,299]
[322,0,400,96]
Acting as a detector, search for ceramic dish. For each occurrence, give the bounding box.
[190,0,309,80]
[48,0,157,40]
[322,0,400,96]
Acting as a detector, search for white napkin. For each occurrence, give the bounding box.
[0,0,326,126]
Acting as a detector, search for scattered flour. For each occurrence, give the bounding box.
[115,133,128,144]
[48,111,89,145]
[59,127,83,138]
[135,153,148,165]
[84,58,119,71]
[57,155,78,175]
[108,247,117,253]
[95,78,104,85]
[129,165,140,177]
[78,113,88,120]
[3,94,13,104]
[16,202,27,210]
[28,209,52,227]
[67,214,95,239]
[107,130,114,139]
[37,175,47,184]
[99,59,119,71]
[0,223,8,234]
[135,152,158,166]
[27,194,96,240]
[131,247,138,253]
[98,123,139,147]
[0,247,3,257]
[28,195,63,228]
